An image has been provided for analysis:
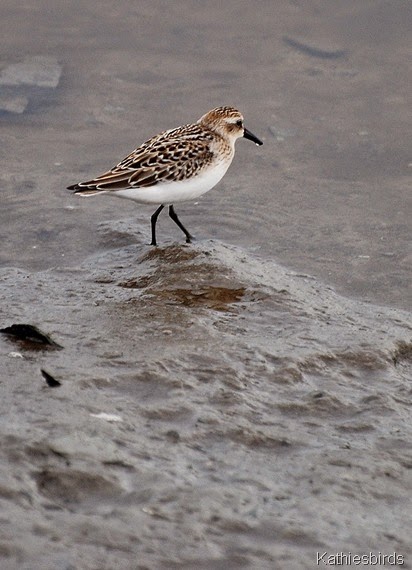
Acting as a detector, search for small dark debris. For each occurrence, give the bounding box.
[312,391,324,399]
[165,430,180,443]
[41,369,61,388]
[283,36,347,60]
[102,460,135,472]
[0,324,63,349]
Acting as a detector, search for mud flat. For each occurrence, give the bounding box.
[1,237,411,569]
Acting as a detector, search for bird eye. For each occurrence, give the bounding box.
[236,120,243,128]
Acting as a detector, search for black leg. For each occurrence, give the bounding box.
[151,204,164,246]
[168,205,193,243]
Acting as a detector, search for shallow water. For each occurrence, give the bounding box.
[1,1,411,569]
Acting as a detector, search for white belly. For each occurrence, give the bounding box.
[112,159,232,205]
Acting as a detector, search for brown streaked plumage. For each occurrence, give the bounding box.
[68,106,263,246]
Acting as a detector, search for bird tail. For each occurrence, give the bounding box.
[67,183,105,196]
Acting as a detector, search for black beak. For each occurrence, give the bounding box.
[243,127,263,146]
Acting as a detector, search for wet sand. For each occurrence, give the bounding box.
[1,1,411,568]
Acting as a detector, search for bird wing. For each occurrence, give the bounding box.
[68,125,215,192]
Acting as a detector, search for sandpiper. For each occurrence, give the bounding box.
[68,106,263,245]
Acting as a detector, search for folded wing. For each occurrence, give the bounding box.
[68,125,214,193]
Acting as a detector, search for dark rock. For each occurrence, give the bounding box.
[0,324,63,348]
